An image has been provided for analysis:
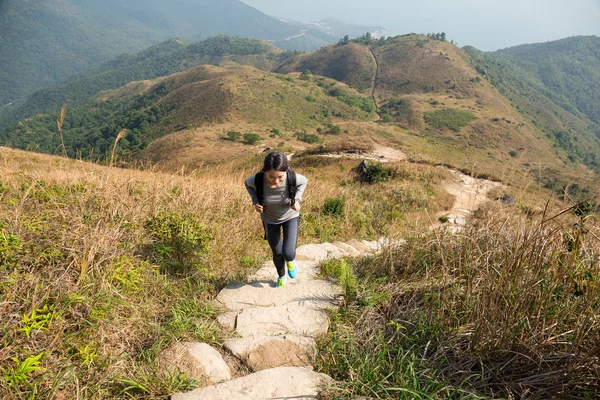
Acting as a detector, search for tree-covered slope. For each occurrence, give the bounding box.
[0,64,372,162]
[1,36,292,129]
[0,0,365,108]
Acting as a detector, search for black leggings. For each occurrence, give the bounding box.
[265,217,299,277]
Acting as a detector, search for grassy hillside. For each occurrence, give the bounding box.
[464,37,600,174]
[0,36,292,130]
[275,42,376,92]
[2,136,598,398]
[0,64,373,164]
[0,0,354,108]
[0,143,463,398]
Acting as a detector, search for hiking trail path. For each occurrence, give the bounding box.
[166,168,502,399]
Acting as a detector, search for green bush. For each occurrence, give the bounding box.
[145,212,210,274]
[424,108,477,132]
[243,133,261,145]
[300,69,312,80]
[226,131,241,141]
[322,197,346,218]
[357,162,391,184]
[294,131,322,144]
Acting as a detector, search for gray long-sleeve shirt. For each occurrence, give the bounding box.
[244,172,308,224]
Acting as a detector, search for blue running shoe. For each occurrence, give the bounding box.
[286,260,298,279]
[276,276,286,288]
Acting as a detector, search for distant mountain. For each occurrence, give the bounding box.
[1,36,293,129]
[0,0,379,108]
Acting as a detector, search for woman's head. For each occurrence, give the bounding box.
[263,152,289,187]
[262,151,289,172]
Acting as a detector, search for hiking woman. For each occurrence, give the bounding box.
[244,151,307,288]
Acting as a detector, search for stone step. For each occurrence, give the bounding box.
[216,276,341,312]
[171,367,332,400]
[235,303,329,337]
[224,334,315,371]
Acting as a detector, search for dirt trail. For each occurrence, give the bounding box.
[368,47,380,120]
[436,168,503,231]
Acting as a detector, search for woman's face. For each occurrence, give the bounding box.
[265,169,286,187]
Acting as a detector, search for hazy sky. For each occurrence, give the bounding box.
[241,0,600,51]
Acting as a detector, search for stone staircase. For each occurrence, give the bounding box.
[168,238,388,399]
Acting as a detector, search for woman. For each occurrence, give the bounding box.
[244,152,307,288]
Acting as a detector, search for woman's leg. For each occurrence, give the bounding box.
[266,222,286,277]
[281,217,299,263]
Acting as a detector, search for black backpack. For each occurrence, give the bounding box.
[255,169,297,206]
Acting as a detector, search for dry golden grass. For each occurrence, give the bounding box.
[0,146,465,398]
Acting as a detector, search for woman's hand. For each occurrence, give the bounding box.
[254,204,263,213]
[291,202,301,212]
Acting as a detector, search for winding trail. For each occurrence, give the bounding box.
[368,47,381,120]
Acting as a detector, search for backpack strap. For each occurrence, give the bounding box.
[255,171,265,205]
[287,169,297,206]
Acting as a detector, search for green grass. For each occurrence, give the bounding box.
[423,108,477,132]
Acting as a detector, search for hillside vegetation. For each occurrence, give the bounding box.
[464,36,600,174]
[0,36,292,130]
[276,42,376,92]
[0,145,462,398]
[0,0,357,108]
[0,64,373,164]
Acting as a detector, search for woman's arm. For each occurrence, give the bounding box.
[294,174,308,204]
[244,175,259,204]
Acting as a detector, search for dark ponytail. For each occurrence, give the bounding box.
[262,151,289,172]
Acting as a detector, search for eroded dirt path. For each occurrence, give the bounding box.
[436,168,503,231]
[368,47,380,120]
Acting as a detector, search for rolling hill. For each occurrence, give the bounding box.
[0,0,376,108]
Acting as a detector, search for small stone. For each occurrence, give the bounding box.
[158,342,231,385]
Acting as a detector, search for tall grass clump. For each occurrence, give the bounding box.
[317,202,600,398]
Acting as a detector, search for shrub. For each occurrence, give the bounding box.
[322,197,346,218]
[300,69,312,80]
[294,131,322,144]
[356,161,391,184]
[226,131,241,141]
[243,133,261,145]
[424,108,477,132]
[145,212,210,274]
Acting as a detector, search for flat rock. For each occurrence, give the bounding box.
[318,242,348,259]
[216,277,341,312]
[235,303,329,337]
[296,244,329,262]
[158,342,231,385]
[360,240,380,252]
[224,335,315,371]
[346,239,372,253]
[171,367,333,400]
[332,241,362,257]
